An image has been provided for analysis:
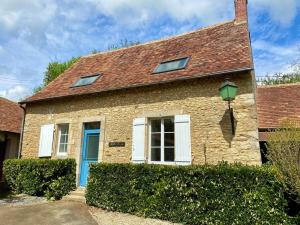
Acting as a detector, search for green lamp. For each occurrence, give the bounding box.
[219,80,238,101]
[219,79,238,135]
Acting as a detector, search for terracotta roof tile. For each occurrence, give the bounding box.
[0,97,23,133]
[23,21,252,103]
[257,83,300,129]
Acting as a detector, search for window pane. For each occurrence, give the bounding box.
[73,75,100,87]
[151,120,161,132]
[58,124,69,153]
[84,122,100,130]
[164,148,175,162]
[154,58,189,73]
[60,126,69,135]
[151,148,161,161]
[151,133,161,147]
[164,118,174,132]
[86,134,99,160]
[59,144,67,153]
[164,133,174,147]
[60,135,67,144]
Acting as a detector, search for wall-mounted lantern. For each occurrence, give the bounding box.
[219,79,238,135]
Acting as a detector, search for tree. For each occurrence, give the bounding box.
[259,47,300,85]
[260,72,300,85]
[34,57,80,93]
[107,39,140,51]
[267,120,300,203]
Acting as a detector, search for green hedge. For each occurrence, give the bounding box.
[86,163,293,225]
[3,159,76,200]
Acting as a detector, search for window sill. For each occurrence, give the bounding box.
[148,161,176,165]
[148,161,191,166]
[57,153,68,158]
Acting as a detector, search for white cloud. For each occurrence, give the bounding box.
[253,40,300,76]
[85,0,234,27]
[250,0,300,26]
[0,85,31,102]
[0,0,57,34]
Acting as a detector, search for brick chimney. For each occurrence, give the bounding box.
[234,0,248,23]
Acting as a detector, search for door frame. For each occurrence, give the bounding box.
[75,117,105,187]
[79,128,100,187]
[0,141,7,182]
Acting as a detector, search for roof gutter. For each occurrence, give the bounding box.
[20,67,253,105]
[17,103,26,159]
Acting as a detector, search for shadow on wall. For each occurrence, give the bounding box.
[219,109,237,148]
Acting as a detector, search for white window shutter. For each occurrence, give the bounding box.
[38,124,55,157]
[175,115,192,165]
[132,118,146,164]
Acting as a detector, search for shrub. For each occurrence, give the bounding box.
[267,120,300,204]
[86,163,293,225]
[4,159,76,200]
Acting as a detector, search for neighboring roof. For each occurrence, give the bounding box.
[23,21,252,103]
[0,97,23,133]
[257,83,300,129]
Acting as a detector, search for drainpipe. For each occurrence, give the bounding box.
[18,104,26,159]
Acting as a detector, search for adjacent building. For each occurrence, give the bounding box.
[0,97,23,181]
[256,83,300,162]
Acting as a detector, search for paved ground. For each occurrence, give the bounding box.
[0,195,179,225]
[0,194,47,206]
[0,201,97,225]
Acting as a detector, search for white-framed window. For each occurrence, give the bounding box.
[149,117,175,164]
[57,124,69,156]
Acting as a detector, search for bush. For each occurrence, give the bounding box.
[267,120,300,203]
[3,159,76,200]
[86,163,293,225]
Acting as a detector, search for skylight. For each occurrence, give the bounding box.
[72,74,100,87]
[154,57,190,74]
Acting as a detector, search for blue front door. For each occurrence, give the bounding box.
[80,129,100,187]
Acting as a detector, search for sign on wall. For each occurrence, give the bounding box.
[109,142,126,147]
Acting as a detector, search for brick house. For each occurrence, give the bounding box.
[20,0,261,187]
[256,83,300,163]
[0,97,23,181]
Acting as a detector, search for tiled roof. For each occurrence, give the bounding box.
[257,83,300,129]
[23,21,252,103]
[0,97,23,133]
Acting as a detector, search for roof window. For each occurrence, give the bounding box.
[71,74,100,87]
[154,57,190,74]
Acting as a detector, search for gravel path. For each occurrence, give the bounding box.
[89,207,181,225]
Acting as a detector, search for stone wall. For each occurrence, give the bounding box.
[21,72,261,170]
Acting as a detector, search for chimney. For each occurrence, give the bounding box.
[234,0,248,23]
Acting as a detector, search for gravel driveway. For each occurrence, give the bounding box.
[89,207,180,225]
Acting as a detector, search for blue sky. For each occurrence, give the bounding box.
[0,0,299,101]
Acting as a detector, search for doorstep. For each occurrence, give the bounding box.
[63,187,86,203]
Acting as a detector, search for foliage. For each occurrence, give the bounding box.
[259,55,300,85]
[107,39,140,51]
[267,120,300,204]
[34,57,80,93]
[3,159,76,200]
[260,72,300,85]
[91,39,141,54]
[86,163,293,225]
